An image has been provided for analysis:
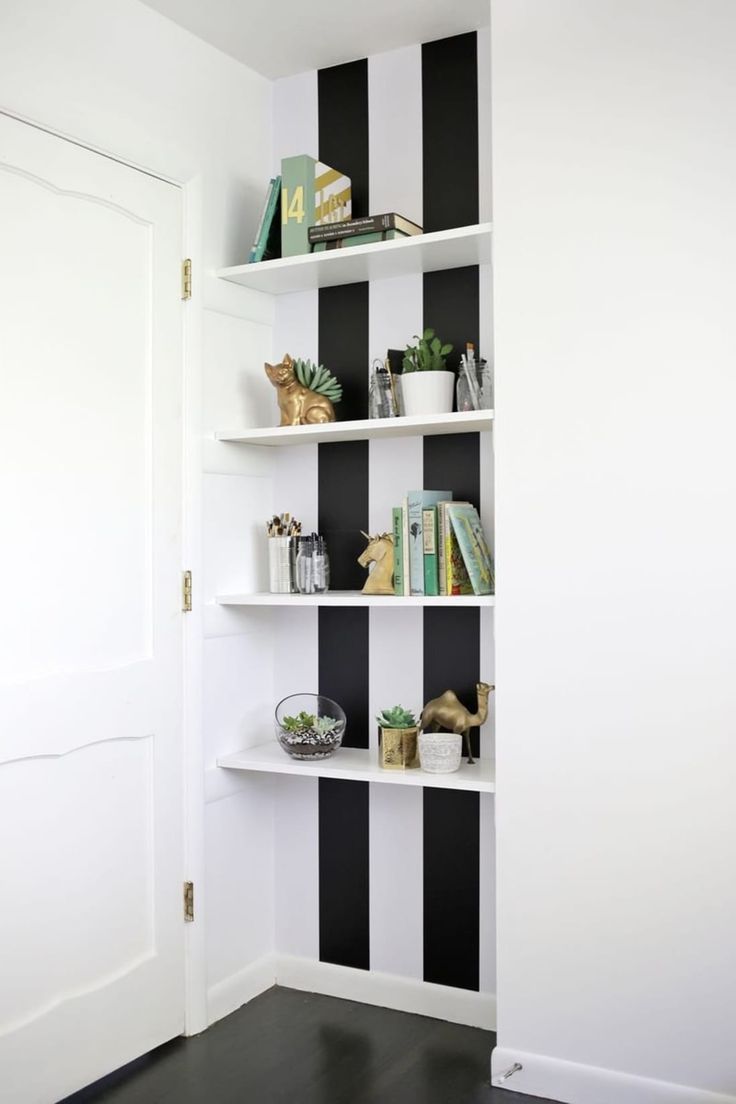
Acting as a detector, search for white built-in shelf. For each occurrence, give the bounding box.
[216,408,493,447]
[216,223,492,295]
[218,742,495,793]
[217,591,494,608]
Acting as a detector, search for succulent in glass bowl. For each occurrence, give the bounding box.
[275,694,346,761]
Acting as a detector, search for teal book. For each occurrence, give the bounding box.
[446,504,495,595]
[407,491,452,595]
[392,507,404,595]
[281,155,351,257]
[249,176,281,263]
[422,506,439,596]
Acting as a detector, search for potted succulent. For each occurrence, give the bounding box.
[376,705,419,770]
[400,328,454,416]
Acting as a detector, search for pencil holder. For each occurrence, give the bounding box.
[268,536,296,593]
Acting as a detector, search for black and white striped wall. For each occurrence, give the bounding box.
[270,29,494,1024]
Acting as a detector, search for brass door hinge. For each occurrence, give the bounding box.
[182,570,192,612]
[184,881,194,922]
[181,258,192,300]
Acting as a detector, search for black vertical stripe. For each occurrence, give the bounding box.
[317,58,371,973]
[319,778,370,970]
[318,59,369,218]
[319,607,369,750]
[424,789,480,990]
[422,32,482,993]
[422,33,479,232]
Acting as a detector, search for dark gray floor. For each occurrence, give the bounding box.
[62,986,552,1104]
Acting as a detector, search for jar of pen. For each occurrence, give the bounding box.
[266,513,330,595]
[457,343,493,412]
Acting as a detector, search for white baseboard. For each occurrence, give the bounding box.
[274,954,496,1030]
[491,1047,736,1104]
[206,954,277,1026]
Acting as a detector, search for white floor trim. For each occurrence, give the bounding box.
[206,954,277,1027]
[491,1047,736,1104]
[274,954,496,1030]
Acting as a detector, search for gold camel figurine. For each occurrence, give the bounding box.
[420,682,494,765]
[357,532,395,595]
[265,353,336,426]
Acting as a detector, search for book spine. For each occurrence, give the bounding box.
[423,507,439,596]
[281,156,315,257]
[308,213,421,243]
[252,176,281,263]
[408,495,425,595]
[392,507,404,596]
[437,503,448,595]
[402,498,410,597]
[248,177,275,263]
[447,526,473,595]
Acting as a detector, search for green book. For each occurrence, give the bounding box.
[446,504,495,595]
[392,507,404,595]
[281,155,351,257]
[249,175,281,263]
[408,490,452,595]
[422,507,439,596]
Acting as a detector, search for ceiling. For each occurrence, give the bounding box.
[140,0,490,80]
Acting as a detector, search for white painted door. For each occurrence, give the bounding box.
[0,114,185,1103]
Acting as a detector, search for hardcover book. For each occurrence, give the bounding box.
[392,506,404,596]
[407,491,452,595]
[422,506,440,596]
[308,212,422,243]
[281,155,351,257]
[312,229,411,252]
[249,175,281,263]
[446,504,495,595]
[402,498,410,597]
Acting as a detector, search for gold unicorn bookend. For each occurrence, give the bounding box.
[264,354,339,427]
[420,682,494,765]
[357,532,395,595]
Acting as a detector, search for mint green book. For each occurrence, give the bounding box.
[281,155,351,257]
[408,490,452,595]
[446,504,494,595]
[392,507,404,595]
[312,229,410,252]
[249,175,281,263]
[422,507,439,596]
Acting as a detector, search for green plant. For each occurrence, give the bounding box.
[282,711,316,733]
[402,329,453,374]
[314,716,339,736]
[293,358,342,403]
[376,705,418,729]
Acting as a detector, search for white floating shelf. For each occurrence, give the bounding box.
[218,742,495,793]
[216,409,493,447]
[216,591,495,608]
[216,223,492,295]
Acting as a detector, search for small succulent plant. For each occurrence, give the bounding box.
[376,705,418,730]
[293,358,343,403]
[282,710,316,734]
[402,329,453,374]
[281,711,340,746]
[314,716,339,737]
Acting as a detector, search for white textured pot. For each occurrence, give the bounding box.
[400,370,455,417]
[418,731,462,774]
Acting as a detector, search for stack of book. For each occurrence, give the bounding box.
[392,492,494,597]
[309,213,422,252]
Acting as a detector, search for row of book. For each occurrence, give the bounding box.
[393,491,494,597]
[248,154,422,262]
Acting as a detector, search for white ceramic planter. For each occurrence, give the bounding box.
[418,731,462,774]
[400,370,455,416]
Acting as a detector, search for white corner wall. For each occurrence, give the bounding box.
[0,0,276,1036]
[492,2,736,1103]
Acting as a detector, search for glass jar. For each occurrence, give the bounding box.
[369,360,398,418]
[456,360,493,411]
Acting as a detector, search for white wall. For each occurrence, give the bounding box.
[0,0,275,1034]
[492,2,736,1102]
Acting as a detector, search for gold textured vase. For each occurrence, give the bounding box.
[378,726,419,770]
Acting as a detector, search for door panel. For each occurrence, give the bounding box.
[0,113,185,1104]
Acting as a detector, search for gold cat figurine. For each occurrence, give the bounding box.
[265,354,336,426]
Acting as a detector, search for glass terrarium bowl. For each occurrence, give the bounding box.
[274,693,346,761]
